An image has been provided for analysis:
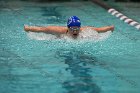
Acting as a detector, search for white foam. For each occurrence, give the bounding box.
[27,28,112,41]
[79,28,112,41]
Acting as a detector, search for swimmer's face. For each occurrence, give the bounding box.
[68,26,80,36]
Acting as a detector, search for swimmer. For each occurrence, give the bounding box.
[24,16,114,38]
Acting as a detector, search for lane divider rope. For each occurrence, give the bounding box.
[92,0,140,30]
[108,8,140,30]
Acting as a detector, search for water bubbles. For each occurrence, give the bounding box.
[79,28,112,41]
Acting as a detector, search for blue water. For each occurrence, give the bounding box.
[0,1,140,93]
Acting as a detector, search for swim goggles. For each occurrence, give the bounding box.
[69,27,80,32]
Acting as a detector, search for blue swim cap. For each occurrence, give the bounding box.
[67,16,81,28]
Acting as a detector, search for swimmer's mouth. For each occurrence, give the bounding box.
[73,34,78,36]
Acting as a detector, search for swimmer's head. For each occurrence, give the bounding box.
[67,16,81,28]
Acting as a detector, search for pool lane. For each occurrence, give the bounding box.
[0,1,140,93]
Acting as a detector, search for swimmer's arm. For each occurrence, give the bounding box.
[92,25,114,32]
[82,25,114,32]
[24,25,67,34]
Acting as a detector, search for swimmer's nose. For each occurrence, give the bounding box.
[73,30,78,33]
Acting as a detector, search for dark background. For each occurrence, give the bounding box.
[0,0,139,2]
[15,0,140,2]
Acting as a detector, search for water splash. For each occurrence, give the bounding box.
[78,28,112,41]
[27,28,112,41]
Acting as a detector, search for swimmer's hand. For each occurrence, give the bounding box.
[24,25,48,32]
[110,25,114,32]
[24,25,30,32]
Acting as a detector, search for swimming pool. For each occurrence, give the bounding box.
[0,1,140,93]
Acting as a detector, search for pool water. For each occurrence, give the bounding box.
[0,1,140,93]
